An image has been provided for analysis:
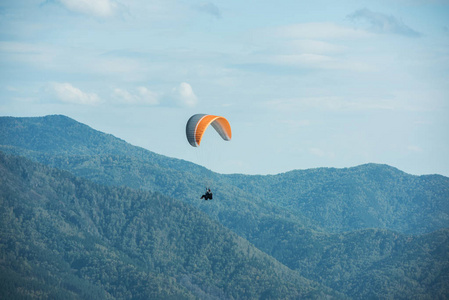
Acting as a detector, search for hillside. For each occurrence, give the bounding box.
[225,165,449,234]
[246,222,449,299]
[1,115,449,298]
[0,151,336,299]
[1,115,448,235]
[0,115,321,234]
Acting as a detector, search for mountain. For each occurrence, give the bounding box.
[0,115,321,236]
[1,115,448,235]
[247,223,449,299]
[1,115,449,299]
[225,164,449,234]
[0,151,336,299]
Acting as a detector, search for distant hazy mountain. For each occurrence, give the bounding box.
[225,164,449,234]
[1,115,448,299]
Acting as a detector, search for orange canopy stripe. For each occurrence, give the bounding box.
[186,114,232,147]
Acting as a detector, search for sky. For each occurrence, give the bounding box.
[1,0,448,176]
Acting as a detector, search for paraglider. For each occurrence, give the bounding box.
[186,114,232,147]
[200,188,213,200]
[186,114,232,200]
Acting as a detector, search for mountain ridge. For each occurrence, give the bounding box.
[2,115,448,235]
[1,114,438,177]
[1,114,449,298]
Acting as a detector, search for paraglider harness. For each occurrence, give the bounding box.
[201,188,213,200]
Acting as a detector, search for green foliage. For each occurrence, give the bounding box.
[0,152,332,299]
[225,165,449,234]
[2,115,448,235]
[1,115,449,299]
[218,212,449,299]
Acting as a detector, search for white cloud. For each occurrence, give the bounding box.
[112,88,133,103]
[48,82,101,105]
[113,86,159,105]
[58,0,119,17]
[173,82,198,107]
[347,9,421,37]
[137,87,159,105]
[112,84,198,107]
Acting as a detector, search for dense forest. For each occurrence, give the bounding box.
[0,152,334,299]
[1,115,448,299]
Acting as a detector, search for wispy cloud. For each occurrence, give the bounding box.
[347,9,421,37]
[0,42,57,65]
[48,82,101,105]
[172,82,198,107]
[275,22,370,40]
[281,119,311,129]
[193,2,221,18]
[285,39,346,55]
[272,53,334,66]
[239,52,372,73]
[247,22,373,72]
[57,0,120,17]
[309,147,336,159]
[111,83,198,107]
[265,97,397,112]
[407,145,423,153]
[113,87,159,105]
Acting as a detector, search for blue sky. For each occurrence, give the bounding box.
[1,0,448,176]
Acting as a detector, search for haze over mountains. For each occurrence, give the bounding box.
[1,115,448,299]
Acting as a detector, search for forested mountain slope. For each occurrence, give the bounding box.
[0,115,322,235]
[0,151,336,299]
[1,115,448,235]
[245,220,449,299]
[1,115,449,299]
[225,165,449,234]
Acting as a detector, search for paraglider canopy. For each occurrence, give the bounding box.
[186,114,232,147]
